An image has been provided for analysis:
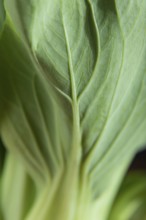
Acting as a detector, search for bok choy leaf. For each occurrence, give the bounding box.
[0,1,146,220]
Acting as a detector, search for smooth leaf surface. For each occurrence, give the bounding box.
[1,153,36,220]
[0,0,5,32]
[108,172,146,220]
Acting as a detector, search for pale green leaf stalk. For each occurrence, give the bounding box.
[0,0,146,220]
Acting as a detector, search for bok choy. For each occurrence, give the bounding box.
[0,0,146,219]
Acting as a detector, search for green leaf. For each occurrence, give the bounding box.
[7,0,146,194]
[0,0,5,33]
[108,172,146,220]
[0,153,36,220]
[0,1,146,219]
[0,22,72,186]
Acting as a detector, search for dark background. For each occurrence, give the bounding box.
[129,149,146,171]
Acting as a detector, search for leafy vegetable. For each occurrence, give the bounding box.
[0,0,146,220]
[109,172,146,220]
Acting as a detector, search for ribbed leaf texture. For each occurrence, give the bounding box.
[0,1,146,220]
